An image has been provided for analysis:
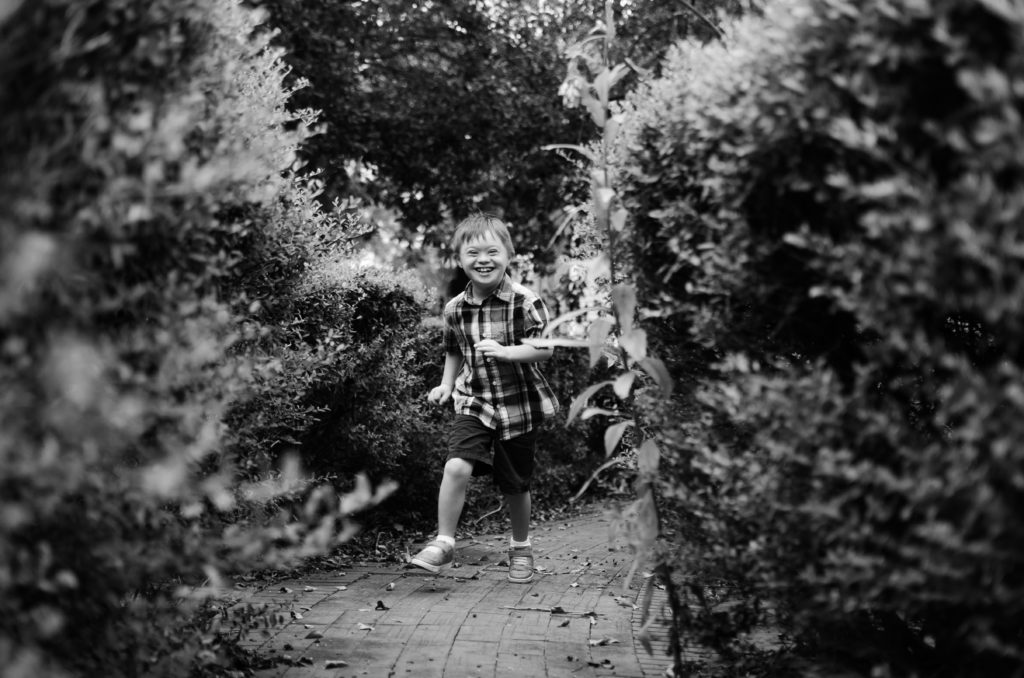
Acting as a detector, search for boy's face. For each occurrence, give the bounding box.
[459,231,510,295]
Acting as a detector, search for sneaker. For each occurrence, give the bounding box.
[409,540,454,574]
[507,545,534,583]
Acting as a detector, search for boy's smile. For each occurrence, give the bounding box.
[459,232,510,299]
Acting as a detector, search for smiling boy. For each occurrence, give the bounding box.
[410,213,558,583]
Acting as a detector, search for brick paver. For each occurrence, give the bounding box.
[235,509,674,678]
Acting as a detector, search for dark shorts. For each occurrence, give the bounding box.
[446,414,537,495]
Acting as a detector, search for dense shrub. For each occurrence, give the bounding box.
[260,264,449,521]
[0,1,383,676]
[616,0,1024,675]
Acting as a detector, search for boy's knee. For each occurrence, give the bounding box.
[444,458,474,481]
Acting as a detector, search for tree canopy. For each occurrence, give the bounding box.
[257,0,752,261]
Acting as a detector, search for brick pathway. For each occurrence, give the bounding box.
[237,508,674,678]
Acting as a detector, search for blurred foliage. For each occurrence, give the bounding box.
[615,0,1024,675]
[0,1,389,676]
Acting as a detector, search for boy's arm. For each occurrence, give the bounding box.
[440,350,464,386]
[475,294,556,363]
[475,340,552,363]
[428,351,464,404]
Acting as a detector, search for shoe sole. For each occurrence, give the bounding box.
[507,572,534,583]
[409,557,451,574]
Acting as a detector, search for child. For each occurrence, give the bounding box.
[410,213,558,583]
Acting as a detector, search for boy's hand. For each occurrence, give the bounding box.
[428,383,453,405]
[475,339,511,362]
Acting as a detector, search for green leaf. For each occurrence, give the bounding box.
[588,254,611,280]
[566,380,614,426]
[582,89,606,128]
[611,284,636,334]
[609,206,627,232]
[542,143,598,164]
[604,420,634,457]
[620,328,647,363]
[638,357,673,398]
[582,406,619,420]
[637,438,660,475]
[570,457,622,503]
[588,318,614,366]
[613,372,636,400]
[594,63,629,107]
[592,186,615,227]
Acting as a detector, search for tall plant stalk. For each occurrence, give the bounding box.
[533,1,684,673]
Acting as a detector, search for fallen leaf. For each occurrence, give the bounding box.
[303,586,316,592]
[279,587,292,593]
[375,600,389,611]
[325,659,349,669]
[559,619,570,628]
[335,586,347,591]
[588,637,620,646]
[306,630,323,639]
[570,582,580,588]
[386,582,396,591]
[290,611,303,620]
[357,623,374,631]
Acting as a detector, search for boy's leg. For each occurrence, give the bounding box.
[410,416,494,574]
[506,490,531,543]
[493,429,538,583]
[437,457,474,538]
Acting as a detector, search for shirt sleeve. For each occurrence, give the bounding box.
[443,306,461,354]
[523,295,551,339]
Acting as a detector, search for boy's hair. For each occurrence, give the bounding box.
[451,213,515,257]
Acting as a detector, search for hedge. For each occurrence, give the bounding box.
[0,1,388,676]
[616,0,1024,675]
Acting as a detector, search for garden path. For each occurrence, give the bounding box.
[237,508,677,678]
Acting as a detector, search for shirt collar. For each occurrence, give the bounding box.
[464,275,513,305]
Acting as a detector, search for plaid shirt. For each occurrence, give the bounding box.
[443,275,559,440]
